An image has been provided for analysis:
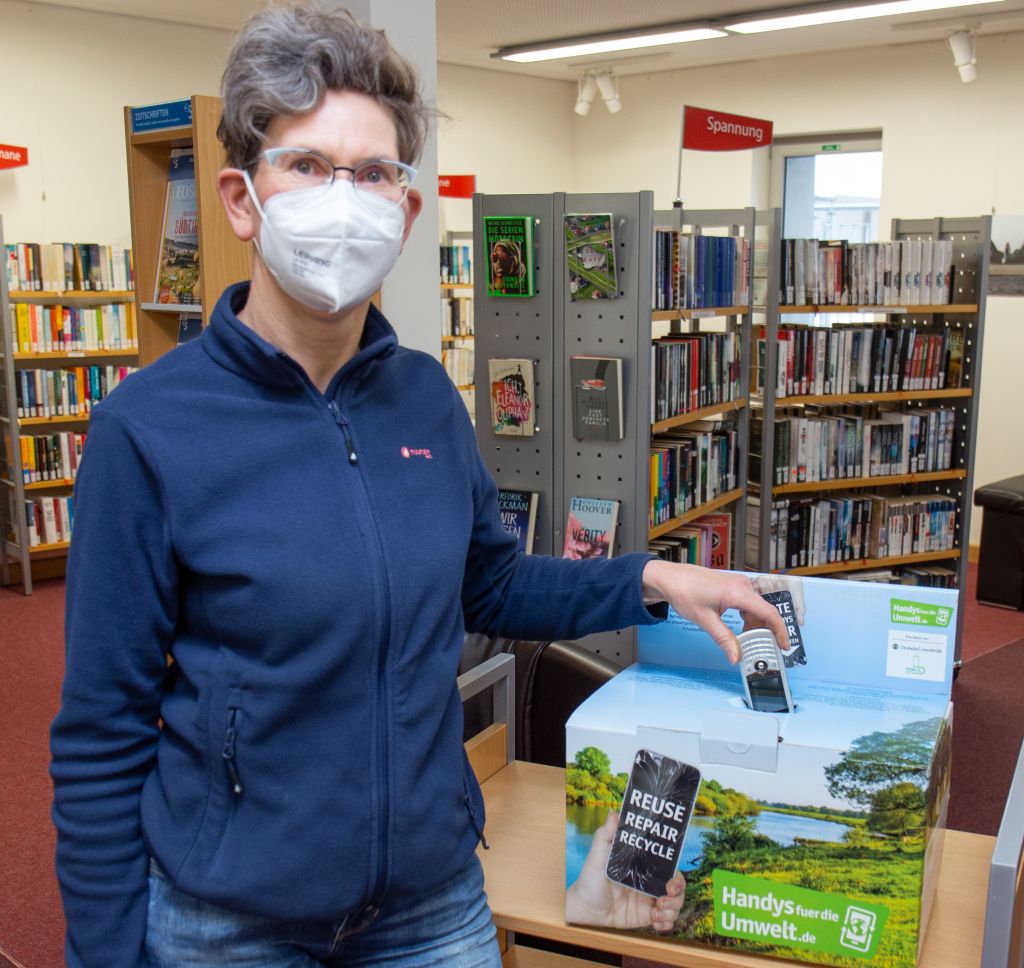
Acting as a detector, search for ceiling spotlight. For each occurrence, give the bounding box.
[575,74,597,116]
[947,30,978,82]
[594,71,622,113]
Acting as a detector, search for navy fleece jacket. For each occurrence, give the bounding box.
[50,283,664,967]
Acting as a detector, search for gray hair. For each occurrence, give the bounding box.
[218,1,430,170]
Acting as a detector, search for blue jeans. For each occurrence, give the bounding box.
[145,855,501,967]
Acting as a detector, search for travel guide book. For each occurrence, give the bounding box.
[153,148,199,308]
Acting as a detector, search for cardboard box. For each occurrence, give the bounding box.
[565,574,956,967]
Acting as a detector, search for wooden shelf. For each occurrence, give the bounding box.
[651,397,746,435]
[9,290,135,301]
[774,468,967,495]
[455,384,474,391]
[441,282,474,290]
[649,486,744,540]
[768,304,978,315]
[442,334,475,342]
[124,94,251,366]
[19,414,89,427]
[23,477,74,491]
[775,547,961,577]
[14,349,138,362]
[4,539,70,559]
[652,305,748,320]
[765,387,972,406]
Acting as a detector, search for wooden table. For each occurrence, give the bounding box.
[479,761,994,968]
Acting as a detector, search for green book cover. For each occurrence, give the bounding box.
[565,213,617,300]
[483,216,535,297]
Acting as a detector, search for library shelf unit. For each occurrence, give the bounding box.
[748,211,990,664]
[0,223,139,594]
[470,193,754,665]
[441,232,475,420]
[123,94,250,367]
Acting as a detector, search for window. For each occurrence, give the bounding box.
[770,133,883,242]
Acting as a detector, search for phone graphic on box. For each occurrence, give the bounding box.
[739,628,796,714]
[605,749,701,897]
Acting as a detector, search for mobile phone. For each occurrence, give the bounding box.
[760,589,807,667]
[605,749,701,897]
[738,628,796,714]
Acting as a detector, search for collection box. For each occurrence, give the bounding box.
[565,573,957,967]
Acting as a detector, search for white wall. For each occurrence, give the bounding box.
[439,33,1024,545]
[0,0,231,245]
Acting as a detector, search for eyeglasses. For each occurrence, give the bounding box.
[257,148,416,206]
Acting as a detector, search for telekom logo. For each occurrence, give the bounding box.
[401,446,433,460]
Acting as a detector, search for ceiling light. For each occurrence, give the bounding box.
[594,72,622,113]
[948,29,978,81]
[574,75,597,116]
[727,0,1005,34]
[496,26,727,63]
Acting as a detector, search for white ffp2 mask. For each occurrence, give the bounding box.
[244,172,406,314]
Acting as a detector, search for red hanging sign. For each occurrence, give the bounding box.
[682,107,772,152]
[0,144,29,170]
[438,174,475,198]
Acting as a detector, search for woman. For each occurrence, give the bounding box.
[51,4,788,966]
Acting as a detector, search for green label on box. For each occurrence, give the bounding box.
[713,869,889,960]
[890,598,953,628]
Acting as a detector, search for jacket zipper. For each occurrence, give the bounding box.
[222,708,243,795]
[326,396,393,913]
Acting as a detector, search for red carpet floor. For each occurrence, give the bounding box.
[1,568,1022,968]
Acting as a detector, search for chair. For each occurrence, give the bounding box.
[982,737,1024,968]
[459,634,620,767]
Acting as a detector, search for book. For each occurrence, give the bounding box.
[488,358,535,437]
[153,148,200,307]
[570,355,623,441]
[565,213,617,300]
[483,216,534,297]
[694,511,732,570]
[562,496,619,561]
[497,488,539,554]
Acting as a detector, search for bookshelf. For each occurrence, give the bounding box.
[123,94,251,367]
[747,211,991,663]
[0,220,139,594]
[440,231,475,421]
[470,194,755,665]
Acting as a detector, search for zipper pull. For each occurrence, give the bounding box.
[327,401,358,465]
[222,712,243,795]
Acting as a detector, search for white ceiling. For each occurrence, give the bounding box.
[23,0,1024,80]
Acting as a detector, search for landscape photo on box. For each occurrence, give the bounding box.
[565,574,957,968]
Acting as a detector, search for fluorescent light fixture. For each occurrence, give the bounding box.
[728,0,1005,34]
[496,26,727,63]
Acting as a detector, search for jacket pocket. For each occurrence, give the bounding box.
[461,752,488,850]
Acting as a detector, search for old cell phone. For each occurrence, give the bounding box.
[760,589,807,667]
[605,749,701,897]
[738,628,796,714]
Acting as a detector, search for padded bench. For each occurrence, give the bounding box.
[974,475,1024,610]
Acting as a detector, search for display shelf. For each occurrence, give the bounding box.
[748,213,990,665]
[124,94,251,366]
